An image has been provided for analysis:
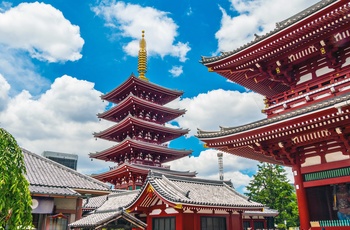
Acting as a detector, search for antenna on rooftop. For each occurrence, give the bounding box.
[217,152,224,181]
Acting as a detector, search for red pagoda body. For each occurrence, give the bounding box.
[197,1,350,230]
[92,31,194,190]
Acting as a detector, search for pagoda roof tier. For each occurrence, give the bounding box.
[98,92,186,123]
[94,114,189,144]
[102,75,183,105]
[89,137,192,163]
[200,0,350,98]
[197,92,350,166]
[92,163,197,182]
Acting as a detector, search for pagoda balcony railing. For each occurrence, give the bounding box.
[263,69,350,117]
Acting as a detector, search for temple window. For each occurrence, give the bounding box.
[153,217,175,230]
[200,216,226,230]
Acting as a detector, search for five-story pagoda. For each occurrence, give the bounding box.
[91,31,195,190]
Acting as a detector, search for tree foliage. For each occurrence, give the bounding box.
[245,162,299,228]
[0,128,32,229]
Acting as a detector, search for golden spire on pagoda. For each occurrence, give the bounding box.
[138,30,148,81]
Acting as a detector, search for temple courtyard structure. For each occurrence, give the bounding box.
[197,0,350,229]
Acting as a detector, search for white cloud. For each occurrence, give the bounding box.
[0,2,84,62]
[215,0,320,52]
[0,75,115,174]
[92,1,190,62]
[168,149,259,192]
[0,74,10,111]
[169,89,266,136]
[169,66,183,77]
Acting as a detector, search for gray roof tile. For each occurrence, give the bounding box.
[131,171,264,209]
[70,190,142,228]
[29,185,80,196]
[23,149,110,195]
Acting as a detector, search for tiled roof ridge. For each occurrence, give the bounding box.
[94,113,190,136]
[122,92,186,112]
[107,189,140,198]
[131,163,196,175]
[151,170,231,186]
[161,174,188,197]
[222,183,261,205]
[99,162,196,176]
[23,148,110,189]
[276,0,334,27]
[94,208,122,214]
[129,75,184,94]
[201,0,337,63]
[197,92,350,137]
[100,136,192,153]
[99,91,186,116]
[103,74,184,98]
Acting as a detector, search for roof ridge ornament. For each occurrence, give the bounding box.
[138,30,148,81]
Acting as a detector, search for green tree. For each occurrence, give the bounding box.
[245,162,299,228]
[0,128,32,229]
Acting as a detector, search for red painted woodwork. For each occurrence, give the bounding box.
[201,1,350,98]
[293,162,310,230]
[92,74,193,189]
[198,1,350,230]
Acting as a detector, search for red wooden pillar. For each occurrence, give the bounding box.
[238,211,243,230]
[146,211,152,230]
[227,211,233,230]
[176,209,184,229]
[250,217,254,229]
[193,209,199,230]
[293,158,310,230]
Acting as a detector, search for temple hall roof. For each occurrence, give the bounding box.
[23,148,111,196]
[199,0,349,98]
[196,92,350,165]
[127,171,264,211]
[201,0,338,64]
[197,92,350,139]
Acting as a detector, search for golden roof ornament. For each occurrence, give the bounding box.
[138,30,148,81]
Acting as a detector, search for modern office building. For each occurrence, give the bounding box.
[42,151,78,170]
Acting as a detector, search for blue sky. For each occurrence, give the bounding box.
[0,0,319,192]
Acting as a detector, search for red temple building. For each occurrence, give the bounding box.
[197,0,350,230]
[91,31,195,190]
[70,171,278,230]
[69,31,280,230]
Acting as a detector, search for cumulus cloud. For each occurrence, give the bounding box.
[0,2,84,62]
[169,66,183,77]
[0,75,115,174]
[92,1,190,62]
[168,149,259,192]
[215,0,319,52]
[169,89,266,136]
[0,74,10,111]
